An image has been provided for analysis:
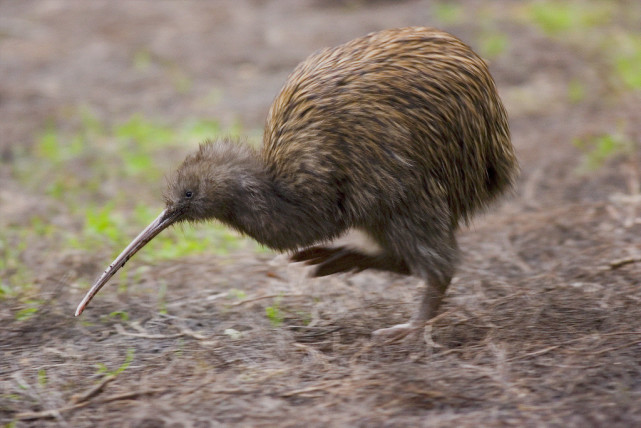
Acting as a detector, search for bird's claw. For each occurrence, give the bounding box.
[372,321,426,343]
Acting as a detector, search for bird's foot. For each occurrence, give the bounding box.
[372,321,426,343]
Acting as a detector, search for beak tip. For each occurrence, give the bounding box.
[75,303,86,317]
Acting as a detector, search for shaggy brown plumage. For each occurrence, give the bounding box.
[77,27,517,337]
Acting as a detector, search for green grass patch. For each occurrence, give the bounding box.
[14,299,43,321]
[265,298,284,327]
[180,119,223,143]
[108,310,130,321]
[432,2,464,25]
[265,305,284,326]
[567,79,586,104]
[95,348,135,377]
[79,202,127,247]
[612,33,641,90]
[0,281,13,299]
[574,131,635,172]
[479,31,509,59]
[526,1,613,35]
[156,280,168,314]
[133,50,152,71]
[1,232,33,297]
[37,369,47,387]
[227,289,247,300]
[15,307,38,321]
[521,1,639,93]
[115,114,175,147]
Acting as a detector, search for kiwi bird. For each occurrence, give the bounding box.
[75,27,517,339]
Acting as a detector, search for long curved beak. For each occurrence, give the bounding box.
[75,209,180,316]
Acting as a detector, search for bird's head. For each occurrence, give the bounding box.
[75,139,259,316]
[163,140,257,222]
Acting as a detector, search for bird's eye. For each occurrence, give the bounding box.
[185,191,193,198]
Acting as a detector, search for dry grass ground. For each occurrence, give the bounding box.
[1,1,640,426]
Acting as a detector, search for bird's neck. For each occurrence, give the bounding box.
[222,163,332,252]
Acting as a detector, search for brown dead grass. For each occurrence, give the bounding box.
[4,191,641,427]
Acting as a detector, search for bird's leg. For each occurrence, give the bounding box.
[372,271,452,341]
[370,215,459,342]
[291,246,410,276]
[416,271,451,324]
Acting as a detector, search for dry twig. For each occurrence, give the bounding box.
[231,293,306,306]
[16,387,164,420]
[70,375,115,404]
[608,257,641,270]
[281,380,343,397]
[114,322,209,340]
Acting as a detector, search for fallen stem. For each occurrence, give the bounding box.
[231,293,305,306]
[71,375,115,404]
[16,388,165,421]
